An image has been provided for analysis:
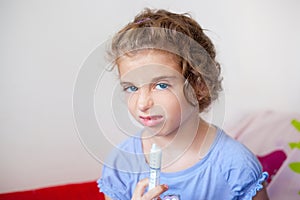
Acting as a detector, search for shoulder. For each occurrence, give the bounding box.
[215,129,262,172]
[215,129,260,166]
[104,134,147,172]
[213,129,266,197]
[115,135,140,152]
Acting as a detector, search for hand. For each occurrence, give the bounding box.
[131,178,168,200]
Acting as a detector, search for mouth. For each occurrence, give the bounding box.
[139,115,164,127]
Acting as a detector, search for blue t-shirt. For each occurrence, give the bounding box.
[97,128,268,200]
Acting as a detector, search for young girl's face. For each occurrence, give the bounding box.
[117,50,197,137]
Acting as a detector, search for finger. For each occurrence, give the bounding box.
[142,184,169,200]
[132,178,149,199]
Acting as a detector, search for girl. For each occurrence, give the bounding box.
[98,8,269,200]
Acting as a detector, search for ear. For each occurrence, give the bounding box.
[183,79,198,107]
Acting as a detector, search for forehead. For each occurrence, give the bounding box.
[117,50,183,83]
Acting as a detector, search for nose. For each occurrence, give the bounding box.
[137,88,153,112]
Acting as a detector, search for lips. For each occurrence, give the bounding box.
[139,115,164,127]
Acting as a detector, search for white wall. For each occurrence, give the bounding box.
[1,0,299,193]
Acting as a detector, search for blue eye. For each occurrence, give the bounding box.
[124,86,138,93]
[155,83,169,90]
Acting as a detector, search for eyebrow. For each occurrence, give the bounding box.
[151,75,178,82]
[120,75,178,86]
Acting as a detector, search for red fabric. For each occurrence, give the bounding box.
[0,181,105,200]
[257,150,287,183]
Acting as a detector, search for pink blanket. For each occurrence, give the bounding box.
[224,110,300,200]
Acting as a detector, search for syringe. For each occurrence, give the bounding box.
[148,143,162,191]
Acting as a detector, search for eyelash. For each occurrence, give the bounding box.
[123,82,170,93]
[155,83,169,90]
[123,86,138,93]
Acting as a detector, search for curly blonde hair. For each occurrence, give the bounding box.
[108,8,222,112]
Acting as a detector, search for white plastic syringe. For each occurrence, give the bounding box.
[148,143,162,191]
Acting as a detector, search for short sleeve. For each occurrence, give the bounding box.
[222,140,268,200]
[97,136,148,199]
[243,172,268,199]
[97,164,131,200]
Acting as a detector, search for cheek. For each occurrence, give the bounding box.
[162,92,194,120]
[157,93,181,116]
[125,94,137,114]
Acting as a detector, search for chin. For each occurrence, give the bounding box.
[145,126,179,138]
